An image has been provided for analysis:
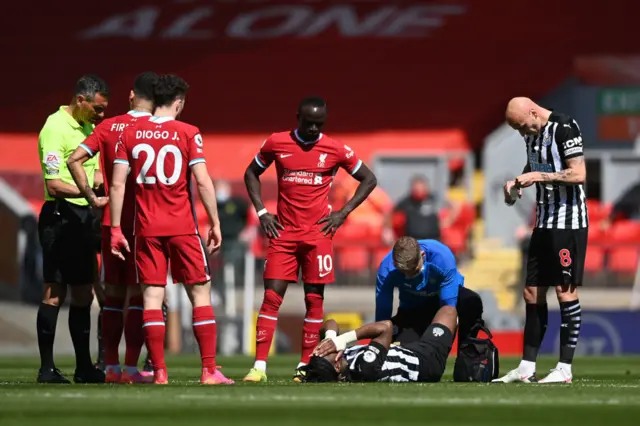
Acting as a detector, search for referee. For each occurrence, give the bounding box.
[36,75,109,383]
[494,97,587,385]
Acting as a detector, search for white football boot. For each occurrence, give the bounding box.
[539,365,572,384]
[492,368,537,383]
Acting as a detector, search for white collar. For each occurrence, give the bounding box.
[127,110,152,117]
[149,116,174,124]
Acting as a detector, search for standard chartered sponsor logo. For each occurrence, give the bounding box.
[282,169,323,185]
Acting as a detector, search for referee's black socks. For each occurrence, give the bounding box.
[559,300,581,364]
[68,305,93,370]
[523,303,548,362]
[37,303,60,369]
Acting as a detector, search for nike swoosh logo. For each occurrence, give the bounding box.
[319,271,331,277]
[256,338,267,342]
[304,340,317,344]
[280,154,292,158]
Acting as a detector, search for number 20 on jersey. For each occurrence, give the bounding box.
[133,143,183,185]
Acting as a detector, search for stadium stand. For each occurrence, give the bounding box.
[1,0,640,359]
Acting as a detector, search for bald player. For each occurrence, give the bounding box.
[495,97,587,384]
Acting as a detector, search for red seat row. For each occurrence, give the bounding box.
[585,221,640,273]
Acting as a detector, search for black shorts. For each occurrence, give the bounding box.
[38,200,97,285]
[391,286,484,343]
[403,323,453,382]
[526,227,588,287]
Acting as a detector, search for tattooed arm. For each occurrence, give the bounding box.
[539,156,586,185]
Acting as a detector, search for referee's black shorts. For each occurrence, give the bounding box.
[38,200,97,286]
[526,227,588,287]
[403,323,453,382]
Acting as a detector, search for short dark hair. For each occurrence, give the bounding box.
[300,356,339,382]
[298,96,326,112]
[133,72,159,101]
[75,74,109,100]
[153,74,189,108]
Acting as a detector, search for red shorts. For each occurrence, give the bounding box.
[101,226,137,286]
[264,238,334,284]
[135,234,210,286]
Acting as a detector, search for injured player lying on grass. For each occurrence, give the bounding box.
[301,305,456,383]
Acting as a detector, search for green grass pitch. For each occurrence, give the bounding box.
[1,355,639,426]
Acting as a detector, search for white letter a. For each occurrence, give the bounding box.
[81,7,159,39]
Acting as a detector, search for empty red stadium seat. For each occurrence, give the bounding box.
[336,247,369,272]
[584,246,605,273]
[452,203,477,233]
[335,222,371,242]
[371,247,391,269]
[438,207,450,223]
[391,210,406,237]
[587,200,611,224]
[587,226,606,244]
[441,227,466,255]
[608,248,639,273]
[610,221,640,243]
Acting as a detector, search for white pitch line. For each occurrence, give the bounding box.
[1,392,639,406]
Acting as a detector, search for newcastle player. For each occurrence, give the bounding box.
[302,305,456,383]
[495,97,587,384]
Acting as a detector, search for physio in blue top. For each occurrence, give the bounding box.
[375,236,484,343]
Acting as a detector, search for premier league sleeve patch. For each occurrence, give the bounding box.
[363,350,377,363]
[432,326,445,337]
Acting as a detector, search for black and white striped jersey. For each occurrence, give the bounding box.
[343,342,420,382]
[525,112,588,230]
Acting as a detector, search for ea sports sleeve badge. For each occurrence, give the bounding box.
[44,151,61,176]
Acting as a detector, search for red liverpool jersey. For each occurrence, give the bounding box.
[80,110,150,230]
[114,116,206,237]
[254,130,362,241]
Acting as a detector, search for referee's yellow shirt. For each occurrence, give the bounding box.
[38,106,99,207]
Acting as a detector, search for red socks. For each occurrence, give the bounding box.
[124,295,145,368]
[301,293,324,364]
[143,309,166,371]
[192,305,217,369]
[102,296,124,366]
[255,289,283,362]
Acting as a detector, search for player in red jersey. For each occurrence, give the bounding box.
[109,74,233,385]
[67,72,158,384]
[243,97,378,382]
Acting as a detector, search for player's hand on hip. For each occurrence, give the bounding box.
[259,213,285,239]
[317,211,347,236]
[207,225,222,255]
[503,180,521,205]
[313,338,338,357]
[109,226,129,261]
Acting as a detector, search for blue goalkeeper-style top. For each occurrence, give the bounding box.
[375,239,464,322]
